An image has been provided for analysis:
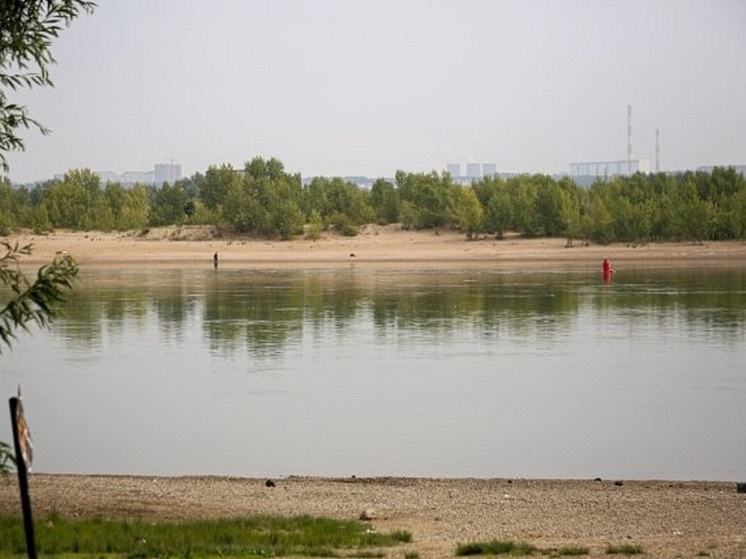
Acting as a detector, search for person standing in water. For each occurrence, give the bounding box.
[602,258,613,281]
[213,252,219,269]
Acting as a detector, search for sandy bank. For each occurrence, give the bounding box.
[8,225,746,270]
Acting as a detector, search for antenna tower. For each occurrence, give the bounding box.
[627,105,632,160]
[655,129,660,172]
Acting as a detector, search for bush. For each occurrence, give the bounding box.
[330,212,358,237]
[607,543,643,555]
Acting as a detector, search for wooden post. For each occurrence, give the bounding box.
[9,397,37,559]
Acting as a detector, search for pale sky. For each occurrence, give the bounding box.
[5,0,746,184]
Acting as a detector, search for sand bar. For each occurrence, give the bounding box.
[5,225,746,270]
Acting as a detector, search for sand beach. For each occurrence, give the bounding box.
[9,224,746,270]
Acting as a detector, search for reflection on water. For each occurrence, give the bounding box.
[2,267,745,480]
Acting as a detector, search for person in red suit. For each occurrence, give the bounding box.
[602,258,613,281]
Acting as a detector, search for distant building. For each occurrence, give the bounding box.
[445,161,499,184]
[121,170,154,185]
[90,162,181,187]
[569,159,651,179]
[465,162,482,179]
[341,176,374,188]
[154,162,182,185]
[97,171,120,184]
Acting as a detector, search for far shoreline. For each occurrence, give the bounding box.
[8,225,746,270]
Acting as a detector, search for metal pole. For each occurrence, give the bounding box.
[627,105,632,160]
[9,397,37,559]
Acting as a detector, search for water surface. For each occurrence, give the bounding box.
[2,266,745,480]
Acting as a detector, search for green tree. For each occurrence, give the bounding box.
[0,243,78,349]
[104,182,126,227]
[456,188,484,240]
[0,177,18,232]
[509,175,540,236]
[304,176,333,219]
[0,0,96,171]
[396,170,459,229]
[398,199,418,230]
[587,190,614,245]
[183,199,196,220]
[534,177,568,237]
[557,179,584,245]
[485,189,513,238]
[0,242,78,472]
[41,168,102,229]
[199,164,239,214]
[119,183,150,230]
[646,173,674,240]
[704,167,746,240]
[473,176,513,238]
[305,209,325,240]
[667,177,714,243]
[12,185,35,227]
[222,176,252,231]
[370,178,399,224]
[177,173,201,201]
[0,0,92,473]
[150,181,187,226]
[103,181,151,231]
[224,157,305,239]
[304,176,374,230]
[326,177,373,226]
[730,187,746,238]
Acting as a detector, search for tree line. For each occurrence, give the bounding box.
[2,157,746,244]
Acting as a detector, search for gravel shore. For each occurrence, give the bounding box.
[2,474,746,558]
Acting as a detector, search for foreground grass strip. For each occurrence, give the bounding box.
[456,540,591,557]
[606,543,643,555]
[456,539,539,556]
[0,513,411,557]
[555,547,590,556]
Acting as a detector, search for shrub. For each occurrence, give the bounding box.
[606,543,643,555]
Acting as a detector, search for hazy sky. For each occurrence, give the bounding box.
[6,0,746,183]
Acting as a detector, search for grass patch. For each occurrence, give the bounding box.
[456,539,538,556]
[606,543,643,555]
[555,547,590,556]
[456,540,591,557]
[0,513,411,557]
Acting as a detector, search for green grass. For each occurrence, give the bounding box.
[555,547,590,556]
[0,512,411,558]
[455,539,591,557]
[456,539,539,556]
[606,543,643,555]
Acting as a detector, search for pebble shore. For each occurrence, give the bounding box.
[2,474,746,558]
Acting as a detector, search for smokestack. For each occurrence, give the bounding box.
[627,105,632,160]
[655,129,660,172]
